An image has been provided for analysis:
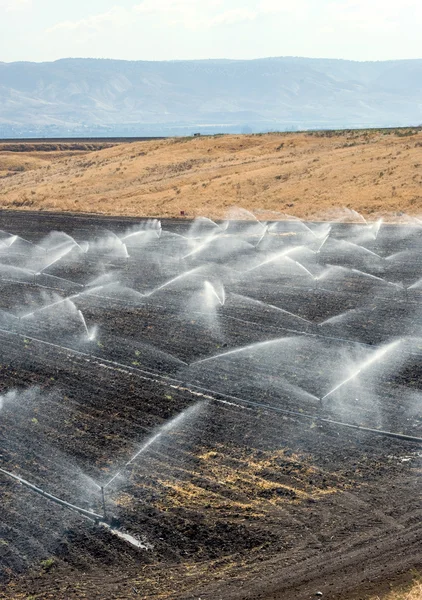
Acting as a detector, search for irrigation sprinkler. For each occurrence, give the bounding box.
[100,486,107,520]
[399,283,408,302]
[2,210,422,564]
[0,467,149,551]
[1,324,420,447]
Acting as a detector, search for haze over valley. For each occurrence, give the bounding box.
[1,57,421,137]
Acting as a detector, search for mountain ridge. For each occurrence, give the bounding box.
[1,57,421,137]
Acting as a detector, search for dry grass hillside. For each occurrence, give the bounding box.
[371,578,422,600]
[0,129,421,219]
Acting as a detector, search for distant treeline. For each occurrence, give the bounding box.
[1,128,421,153]
[0,137,167,152]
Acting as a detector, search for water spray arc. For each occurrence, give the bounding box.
[103,402,203,491]
[320,340,402,402]
[1,213,422,575]
[204,280,225,306]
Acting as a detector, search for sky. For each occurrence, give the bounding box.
[0,0,421,63]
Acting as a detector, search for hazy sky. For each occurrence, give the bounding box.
[0,0,421,63]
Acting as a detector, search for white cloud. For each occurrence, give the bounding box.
[203,1,309,28]
[326,0,422,32]
[47,0,418,39]
[133,0,225,21]
[208,8,257,26]
[0,0,31,11]
[258,0,309,16]
[134,0,246,30]
[46,7,132,34]
[134,0,211,13]
[46,2,209,34]
[46,0,312,36]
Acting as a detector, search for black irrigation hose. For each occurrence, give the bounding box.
[156,378,422,445]
[36,285,422,351]
[207,392,422,445]
[0,467,104,521]
[1,327,421,446]
[0,467,149,551]
[218,312,375,349]
[60,289,422,358]
[1,266,421,309]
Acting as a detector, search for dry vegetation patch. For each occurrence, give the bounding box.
[155,445,340,517]
[0,130,421,219]
[370,577,422,600]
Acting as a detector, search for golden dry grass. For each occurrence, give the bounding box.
[0,153,54,177]
[0,129,421,219]
[153,445,340,518]
[371,579,422,600]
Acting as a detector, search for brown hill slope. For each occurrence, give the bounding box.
[0,130,421,219]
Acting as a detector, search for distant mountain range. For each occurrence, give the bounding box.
[0,57,421,137]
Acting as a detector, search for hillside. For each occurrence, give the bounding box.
[1,57,422,137]
[0,130,421,220]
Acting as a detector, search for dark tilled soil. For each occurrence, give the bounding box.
[0,211,421,600]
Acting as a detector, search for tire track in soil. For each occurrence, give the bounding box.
[190,517,422,600]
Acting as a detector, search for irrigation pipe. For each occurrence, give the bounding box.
[205,392,422,445]
[0,467,104,522]
[74,291,422,353]
[1,268,421,310]
[1,328,422,446]
[69,287,422,351]
[218,312,377,349]
[0,467,151,551]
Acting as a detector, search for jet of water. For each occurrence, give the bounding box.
[350,209,367,224]
[191,336,295,366]
[246,246,308,273]
[226,207,266,229]
[103,401,204,490]
[315,234,330,254]
[321,340,402,401]
[338,239,383,260]
[287,257,315,280]
[204,280,225,306]
[21,295,72,319]
[37,244,76,274]
[349,268,402,288]
[78,310,96,340]
[182,232,220,259]
[146,266,204,295]
[408,277,422,290]
[255,226,269,247]
[371,218,383,240]
[318,308,359,327]
[230,293,312,324]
